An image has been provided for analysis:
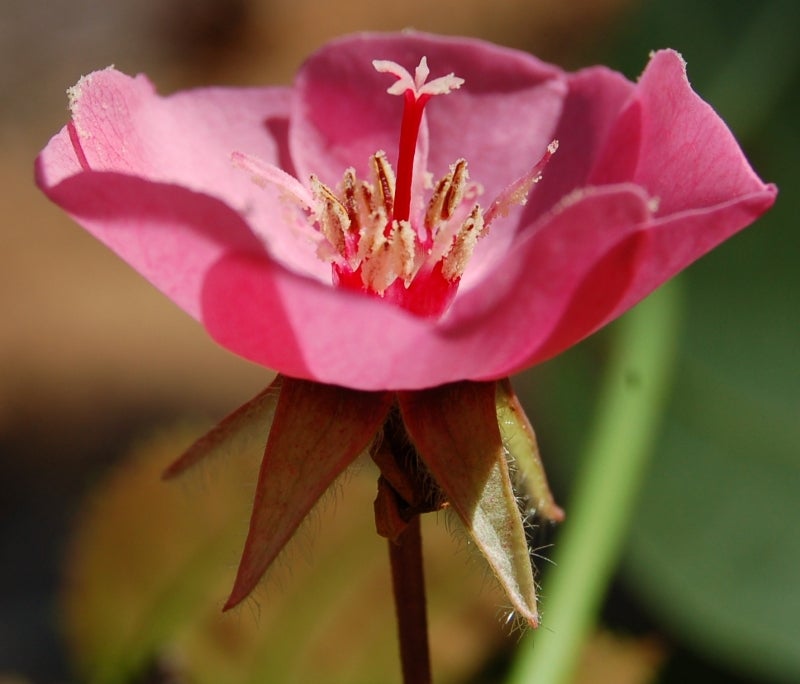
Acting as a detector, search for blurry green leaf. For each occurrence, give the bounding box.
[621,219,800,683]
[63,424,513,684]
[62,425,263,684]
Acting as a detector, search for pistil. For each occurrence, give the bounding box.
[373,57,465,227]
[393,90,430,224]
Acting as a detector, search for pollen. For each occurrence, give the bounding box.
[311,152,486,297]
[442,206,486,281]
[426,159,470,233]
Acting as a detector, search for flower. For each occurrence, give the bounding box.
[35,32,776,392]
[36,33,776,632]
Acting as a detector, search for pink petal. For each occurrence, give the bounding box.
[605,190,777,340]
[516,188,776,370]
[438,60,631,286]
[506,50,780,366]
[38,171,264,321]
[36,68,330,305]
[520,65,635,221]
[290,32,567,205]
[201,250,435,386]
[200,186,654,389]
[591,50,771,214]
[44,68,292,196]
[444,185,655,369]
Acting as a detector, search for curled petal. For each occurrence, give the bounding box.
[36,67,331,292]
[591,49,773,213]
[46,68,294,200]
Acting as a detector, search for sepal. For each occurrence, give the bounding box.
[398,381,540,627]
[496,378,564,523]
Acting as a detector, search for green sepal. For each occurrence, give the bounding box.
[496,378,564,523]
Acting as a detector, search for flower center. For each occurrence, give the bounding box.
[234,57,557,319]
[312,57,488,317]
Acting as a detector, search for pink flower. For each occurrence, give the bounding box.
[36,33,776,634]
[35,32,776,392]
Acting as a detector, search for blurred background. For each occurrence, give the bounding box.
[1,0,797,682]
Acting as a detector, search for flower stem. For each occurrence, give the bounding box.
[388,515,432,684]
[507,279,683,684]
[373,406,441,683]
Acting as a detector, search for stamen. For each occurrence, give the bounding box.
[442,206,486,281]
[341,169,361,232]
[484,140,559,225]
[360,219,416,294]
[426,159,469,234]
[311,175,350,257]
[232,151,314,209]
[370,151,396,221]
